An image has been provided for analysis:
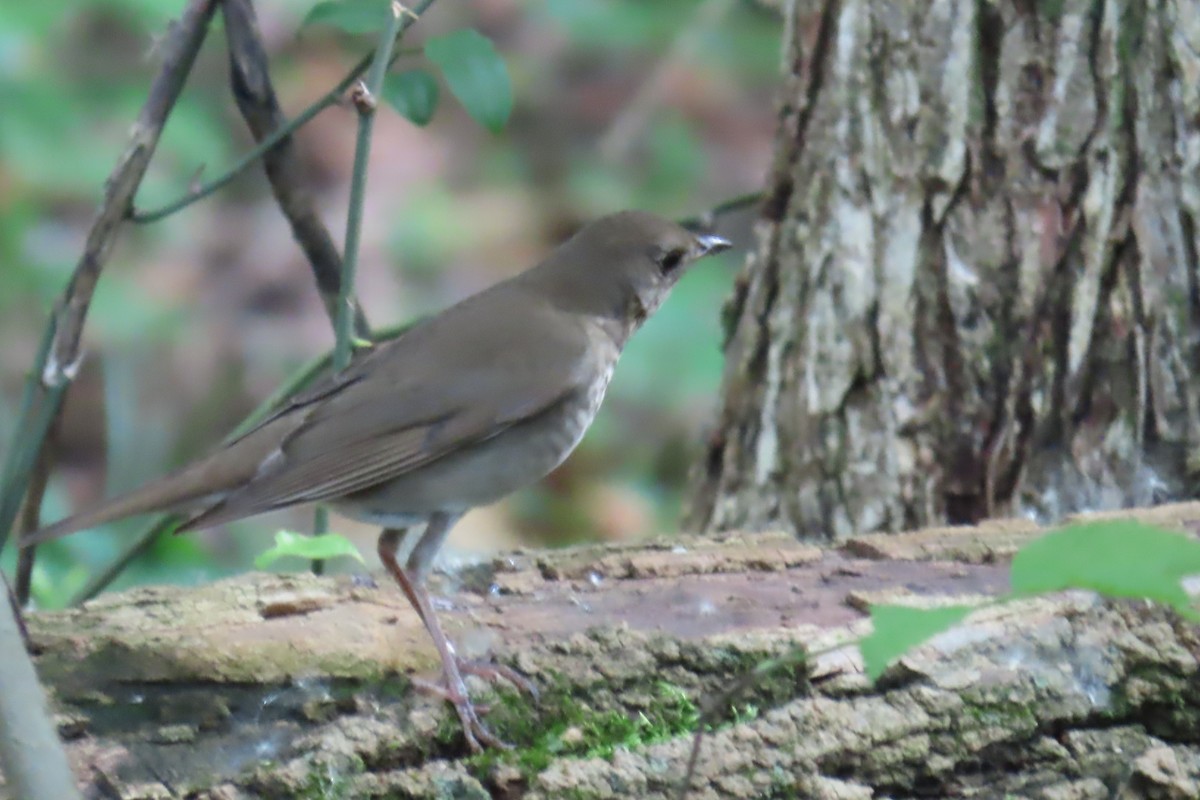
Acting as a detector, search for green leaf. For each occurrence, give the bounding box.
[861,604,973,681]
[301,0,391,35]
[1011,520,1200,619]
[424,29,512,133]
[382,69,440,126]
[254,530,365,570]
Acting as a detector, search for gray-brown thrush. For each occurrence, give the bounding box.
[24,210,731,750]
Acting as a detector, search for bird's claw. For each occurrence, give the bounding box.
[411,658,535,752]
[456,702,512,752]
[458,659,540,700]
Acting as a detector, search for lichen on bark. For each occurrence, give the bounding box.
[688,0,1200,540]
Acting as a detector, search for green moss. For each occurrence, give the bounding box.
[1108,663,1200,739]
[465,676,701,782]
[559,790,600,800]
[294,754,366,800]
[749,764,796,800]
[435,709,468,750]
[959,697,1038,742]
[704,645,809,722]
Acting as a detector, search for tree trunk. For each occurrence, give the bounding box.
[16,505,1200,799]
[687,0,1200,539]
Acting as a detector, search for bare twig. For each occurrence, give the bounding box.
[222,0,371,339]
[15,419,57,605]
[49,0,219,391]
[3,575,29,645]
[335,2,408,372]
[677,190,763,232]
[69,516,181,607]
[132,0,440,225]
[676,643,814,800]
[129,78,355,224]
[306,0,410,563]
[0,324,55,553]
[0,0,219,554]
[0,570,80,800]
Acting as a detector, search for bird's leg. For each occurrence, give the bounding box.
[377,518,509,752]
[402,513,537,698]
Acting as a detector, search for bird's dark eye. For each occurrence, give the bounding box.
[658,248,686,273]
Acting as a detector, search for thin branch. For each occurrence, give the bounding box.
[677,190,763,232]
[15,420,57,605]
[0,571,80,800]
[0,397,65,556]
[311,506,329,575]
[334,2,408,372]
[0,323,56,553]
[131,0,440,225]
[3,575,28,645]
[223,0,371,338]
[0,0,218,554]
[312,0,409,560]
[227,349,336,439]
[129,76,353,224]
[48,0,219,389]
[676,643,813,800]
[69,516,181,607]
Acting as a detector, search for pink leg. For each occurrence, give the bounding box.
[378,523,512,751]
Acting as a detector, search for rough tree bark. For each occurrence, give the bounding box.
[11,504,1200,799]
[687,0,1200,538]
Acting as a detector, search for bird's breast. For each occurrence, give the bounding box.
[548,356,617,459]
[338,348,619,521]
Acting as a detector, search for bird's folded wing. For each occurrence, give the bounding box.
[182,299,594,528]
[223,408,496,510]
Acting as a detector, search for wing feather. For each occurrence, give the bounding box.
[181,286,597,531]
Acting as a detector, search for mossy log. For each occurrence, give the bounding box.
[14,504,1200,799]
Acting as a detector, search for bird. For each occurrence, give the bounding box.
[23,210,731,750]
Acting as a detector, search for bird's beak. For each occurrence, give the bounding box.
[694,233,732,256]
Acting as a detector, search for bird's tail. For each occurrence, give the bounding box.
[20,457,239,548]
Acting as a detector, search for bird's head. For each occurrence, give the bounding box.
[531,210,731,337]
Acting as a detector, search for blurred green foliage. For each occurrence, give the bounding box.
[253,530,365,569]
[861,520,1200,679]
[303,0,398,35]
[540,0,781,77]
[0,0,781,608]
[423,29,513,133]
[383,69,439,126]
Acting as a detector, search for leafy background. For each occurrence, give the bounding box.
[0,0,783,606]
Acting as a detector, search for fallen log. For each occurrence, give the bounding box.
[16,504,1200,798]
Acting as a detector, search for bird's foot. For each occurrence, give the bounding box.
[411,658,535,701]
[411,673,512,752]
[411,659,536,751]
[457,659,539,700]
[445,690,511,752]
